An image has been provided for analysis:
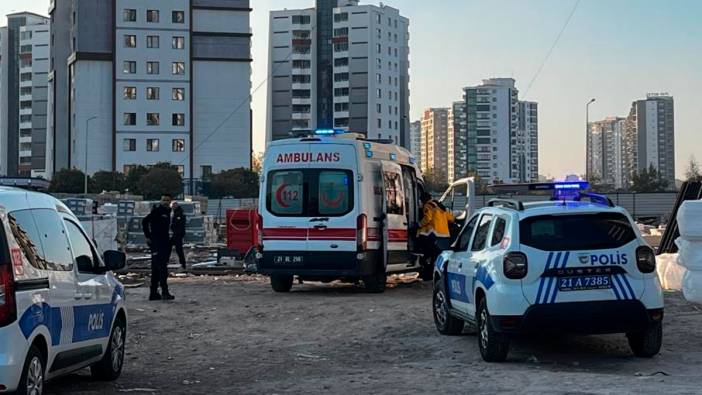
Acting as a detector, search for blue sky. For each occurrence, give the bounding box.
[4,0,701,179]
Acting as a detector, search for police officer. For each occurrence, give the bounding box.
[170,201,187,269]
[142,194,175,301]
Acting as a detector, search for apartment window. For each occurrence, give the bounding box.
[292,74,311,84]
[376,13,381,23]
[394,48,398,57]
[334,12,348,22]
[123,61,136,74]
[334,72,349,82]
[172,139,185,152]
[334,103,349,112]
[123,113,136,126]
[334,87,349,97]
[292,15,311,24]
[377,88,382,99]
[20,45,32,53]
[388,17,392,26]
[147,113,160,126]
[20,31,32,40]
[20,115,32,123]
[172,113,185,126]
[147,10,160,23]
[377,118,382,128]
[123,86,137,100]
[172,88,185,101]
[123,9,136,22]
[146,61,160,75]
[376,73,382,84]
[377,58,382,69]
[172,62,185,75]
[388,120,392,129]
[376,43,381,54]
[146,87,160,100]
[395,19,398,28]
[333,43,348,52]
[333,27,348,37]
[377,28,382,39]
[172,36,185,49]
[376,104,382,113]
[292,60,311,69]
[394,33,398,43]
[146,139,160,152]
[123,138,136,152]
[147,35,160,48]
[124,35,136,48]
[334,57,348,67]
[172,11,185,24]
[20,87,32,96]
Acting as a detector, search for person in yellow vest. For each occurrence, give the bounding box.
[417,191,455,264]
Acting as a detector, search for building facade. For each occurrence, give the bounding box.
[587,117,626,189]
[516,100,538,183]
[449,100,467,182]
[0,27,8,176]
[409,119,420,168]
[47,0,252,188]
[266,0,410,147]
[420,107,449,184]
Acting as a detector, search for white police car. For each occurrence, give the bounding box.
[432,183,664,362]
[0,187,127,394]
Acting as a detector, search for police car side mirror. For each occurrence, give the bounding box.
[104,250,127,272]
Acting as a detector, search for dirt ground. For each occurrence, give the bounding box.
[46,275,702,395]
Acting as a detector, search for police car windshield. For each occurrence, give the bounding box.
[266,169,354,217]
[519,213,636,251]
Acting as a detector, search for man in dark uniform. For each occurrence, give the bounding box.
[170,201,187,269]
[142,194,175,300]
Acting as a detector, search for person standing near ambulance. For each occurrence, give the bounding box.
[170,201,187,269]
[417,191,455,264]
[143,194,176,300]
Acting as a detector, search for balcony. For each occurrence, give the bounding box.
[291,82,311,90]
[292,97,312,105]
[292,112,311,120]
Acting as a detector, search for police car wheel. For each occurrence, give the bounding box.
[271,275,294,292]
[433,279,464,335]
[627,321,662,358]
[477,298,510,362]
[17,345,44,395]
[91,316,126,381]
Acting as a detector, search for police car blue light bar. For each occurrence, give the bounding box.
[314,128,346,135]
[489,181,590,194]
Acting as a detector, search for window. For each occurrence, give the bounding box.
[172,113,185,126]
[123,138,136,151]
[123,86,136,100]
[376,43,381,53]
[334,72,349,82]
[172,88,185,101]
[147,35,160,48]
[267,170,354,217]
[377,89,382,99]
[146,87,160,100]
[172,36,185,49]
[334,57,348,67]
[20,45,32,53]
[491,217,507,246]
[172,11,185,23]
[292,15,311,24]
[468,215,494,252]
[333,43,348,52]
[147,113,160,126]
[519,213,636,251]
[334,12,348,22]
[123,113,136,125]
[334,102,349,112]
[123,9,136,22]
[455,215,479,251]
[376,104,381,113]
[146,61,160,75]
[147,9,160,23]
[8,209,73,271]
[383,170,404,215]
[376,13,382,23]
[172,139,185,152]
[146,139,160,151]
[377,73,382,84]
[334,87,349,97]
[292,74,311,84]
[377,118,381,128]
[333,27,348,37]
[123,61,136,74]
[172,62,185,75]
[124,34,136,48]
[292,60,311,69]
[64,220,103,273]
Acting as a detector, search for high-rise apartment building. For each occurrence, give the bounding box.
[409,119,421,168]
[587,117,626,189]
[266,0,410,147]
[47,0,252,188]
[449,100,467,182]
[0,26,8,176]
[516,100,538,183]
[420,107,449,184]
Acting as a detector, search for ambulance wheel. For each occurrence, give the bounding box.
[627,321,662,358]
[271,275,294,292]
[363,268,386,293]
[17,345,45,395]
[91,315,126,381]
[477,298,510,362]
[433,279,464,335]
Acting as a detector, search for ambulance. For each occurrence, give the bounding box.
[257,130,425,293]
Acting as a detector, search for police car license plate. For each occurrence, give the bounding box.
[558,275,611,291]
[274,255,304,265]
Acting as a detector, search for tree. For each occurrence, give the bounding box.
[138,165,183,200]
[124,165,149,195]
[631,164,669,193]
[208,168,260,199]
[685,156,701,182]
[422,167,448,193]
[91,171,125,193]
[50,168,88,194]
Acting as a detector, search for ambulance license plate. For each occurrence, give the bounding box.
[273,255,304,265]
[558,275,611,291]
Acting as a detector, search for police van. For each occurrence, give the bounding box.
[0,187,128,393]
[257,130,425,293]
[432,182,664,362]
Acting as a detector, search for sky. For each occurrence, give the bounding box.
[3,0,701,179]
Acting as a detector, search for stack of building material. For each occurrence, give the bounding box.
[675,200,702,303]
[62,198,95,216]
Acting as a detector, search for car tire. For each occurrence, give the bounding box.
[363,267,386,293]
[433,278,464,335]
[91,316,126,381]
[477,298,510,362]
[270,275,294,292]
[627,321,662,358]
[17,345,45,395]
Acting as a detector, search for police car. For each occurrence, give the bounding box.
[432,182,664,362]
[0,187,128,393]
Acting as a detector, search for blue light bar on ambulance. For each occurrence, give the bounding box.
[314,128,346,135]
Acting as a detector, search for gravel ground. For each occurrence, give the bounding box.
[46,275,702,395]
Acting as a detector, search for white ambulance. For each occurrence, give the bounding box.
[257,130,425,293]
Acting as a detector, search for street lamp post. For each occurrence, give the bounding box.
[585,98,596,181]
[84,116,98,195]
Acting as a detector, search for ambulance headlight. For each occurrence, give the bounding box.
[503,252,528,280]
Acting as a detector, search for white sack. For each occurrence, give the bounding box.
[677,200,702,240]
[682,270,702,304]
[656,253,686,291]
[675,238,702,270]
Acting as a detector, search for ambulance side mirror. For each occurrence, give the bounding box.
[104,250,127,272]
